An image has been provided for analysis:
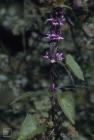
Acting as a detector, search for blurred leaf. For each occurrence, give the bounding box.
[90,93,94,104]
[55,1,72,9]
[77,134,88,140]
[11,92,32,104]
[56,0,64,4]
[73,0,84,7]
[83,24,94,37]
[0,84,16,108]
[57,91,75,124]
[12,19,25,35]
[66,54,84,81]
[17,114,46,140]
[12,90,50,104]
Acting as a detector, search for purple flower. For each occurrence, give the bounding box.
[46,17,65,26]
[43,51,64,63]
[46,33,64,41]
[55,52,64,61]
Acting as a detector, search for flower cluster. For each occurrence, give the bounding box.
[43,7,65,92]
[46,33,64,41]
[43,51,64,63]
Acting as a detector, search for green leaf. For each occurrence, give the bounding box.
[56,0,64,4]
[66,54,84,81]
[17,114,46,140]
[57,92,75,124]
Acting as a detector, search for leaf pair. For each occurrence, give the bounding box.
[57,54,84,124]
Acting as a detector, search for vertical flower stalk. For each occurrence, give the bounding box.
[43,7,65,92]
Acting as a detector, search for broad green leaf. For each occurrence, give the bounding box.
[17,114,46,140]
[66,54,84,81]
[57,92,75,124]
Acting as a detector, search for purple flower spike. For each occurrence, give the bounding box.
[43,7,65,92]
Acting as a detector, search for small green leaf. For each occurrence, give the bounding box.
[57,92,75,124]
[66,54,84,81]
[17,114,46,140]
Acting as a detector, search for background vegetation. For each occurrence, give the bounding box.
[0,0,94,140]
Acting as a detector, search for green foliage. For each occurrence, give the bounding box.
[66,54,84,81]
[17,114,47,140]
[57,91,75,124]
